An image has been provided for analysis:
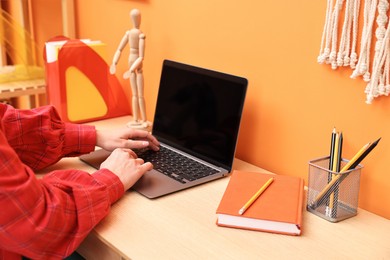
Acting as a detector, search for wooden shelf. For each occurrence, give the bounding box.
[0,78,46,108]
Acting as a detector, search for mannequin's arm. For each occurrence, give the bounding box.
[110,32,129,74]
[130,34,145,72]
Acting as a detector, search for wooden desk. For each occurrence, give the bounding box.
[43,116,390,259]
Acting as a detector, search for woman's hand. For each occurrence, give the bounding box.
[100,148,153,190]
[96,127,160,152]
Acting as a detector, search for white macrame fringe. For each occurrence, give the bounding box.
[337,0,353,67]
[318,0,335,64]
[351,0,377,81]
[365,0,390,104]
[318,0,390,104]
[350,0,361,68]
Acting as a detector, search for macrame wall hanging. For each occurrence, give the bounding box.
[318,0,390,104]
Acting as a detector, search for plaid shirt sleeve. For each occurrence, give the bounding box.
[0,104,125,259]
[1,104,96,170]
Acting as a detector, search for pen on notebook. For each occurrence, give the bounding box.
[238,177,274,215]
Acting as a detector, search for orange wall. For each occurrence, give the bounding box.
[34,1,390,219]
[30,0,62,67]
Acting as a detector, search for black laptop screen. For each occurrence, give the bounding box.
[152,60,248,170]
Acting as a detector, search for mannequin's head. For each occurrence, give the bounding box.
[130,9,141,28]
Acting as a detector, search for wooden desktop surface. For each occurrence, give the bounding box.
[40,116,390,259]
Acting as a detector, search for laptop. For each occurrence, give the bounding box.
[80,59,248,198]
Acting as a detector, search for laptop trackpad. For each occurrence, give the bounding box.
[80,149,180,199]
[132,170,183,199]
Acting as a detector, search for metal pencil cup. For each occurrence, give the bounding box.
[306,156,363,223]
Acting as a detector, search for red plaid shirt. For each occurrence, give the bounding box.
[0,104,124,259]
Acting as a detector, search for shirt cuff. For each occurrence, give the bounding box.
[63,123,96,156]
[92,168,125,203]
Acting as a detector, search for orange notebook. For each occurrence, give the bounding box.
[216,170,304,236]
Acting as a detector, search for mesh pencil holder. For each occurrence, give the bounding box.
[306,156,363,223]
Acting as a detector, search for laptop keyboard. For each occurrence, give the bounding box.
[135,146,219,184]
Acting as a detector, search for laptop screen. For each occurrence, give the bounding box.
[152,60,248,170]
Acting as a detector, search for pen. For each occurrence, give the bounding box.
[238,177,274,215]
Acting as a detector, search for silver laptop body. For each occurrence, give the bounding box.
[80,60,247,198]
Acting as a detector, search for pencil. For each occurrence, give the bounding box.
[330,132,343,217]
[328,127,337,172]
[336,132,343,172]
[328,132,340,213]
[347,137,381,170]
[326,128,337,210]
[238,177,274,215]
[310,137,380,211]
[309,142,370,209]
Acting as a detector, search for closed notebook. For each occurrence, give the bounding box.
[216,170,304,236]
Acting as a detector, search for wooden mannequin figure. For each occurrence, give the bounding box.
[110,9,149,128]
